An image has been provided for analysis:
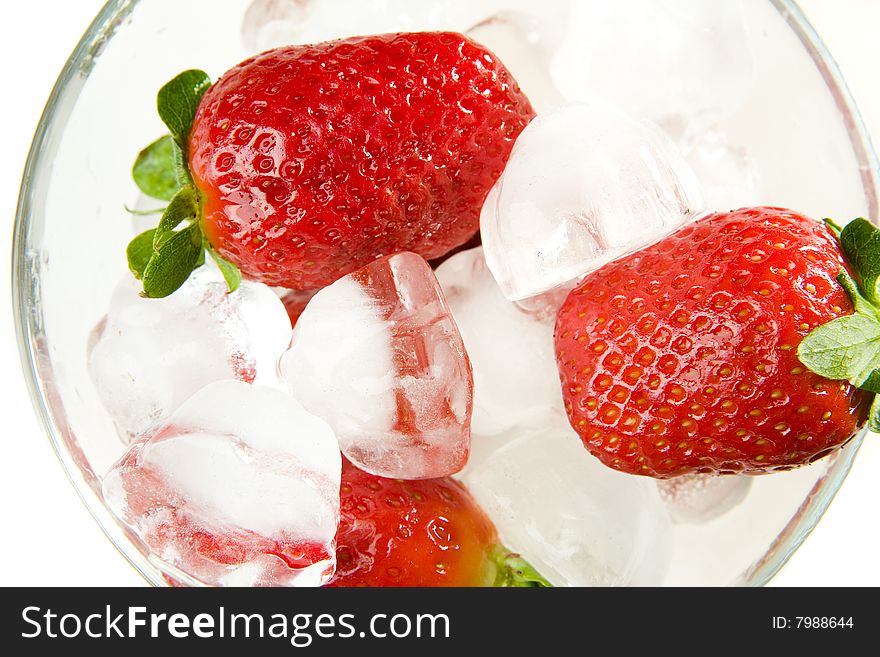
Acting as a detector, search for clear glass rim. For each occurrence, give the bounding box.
[11,0,879,588]
[11,0,164,587]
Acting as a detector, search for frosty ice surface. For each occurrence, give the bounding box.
[461,417,673,586]
[242,0,571,52]
[435,247,562,436]
[481,102,704,302]
[550,0,754,147]
[658,473,753,524]
[242,0,311,52]
[103,380,342,587]
[279,252,473,479]
[88,267,291,442]
[687,128,763,211]
[242,0,449,50]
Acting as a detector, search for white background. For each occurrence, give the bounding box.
[1,0,878,587]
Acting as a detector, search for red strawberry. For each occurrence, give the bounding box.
[328,458,549,587]
[280,288,317,328]
[554,207,877,478]
[180,32,533,291]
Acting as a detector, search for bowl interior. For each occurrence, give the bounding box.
[13,0,878,586]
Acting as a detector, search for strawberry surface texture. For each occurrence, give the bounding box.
[189,32,535,289]
[328,458,551,587]
[329,458,497,587]
[554,207,870,478]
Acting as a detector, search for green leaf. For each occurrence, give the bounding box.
[861,370,880,394]
[870,395,880,432]
[835,270,877,318]
[207,247,241,293]
[801,217,880,410]
[126,70,212,300]
[142,222,203,298]
[155,185,200,246]
[823,217,844,238]
[132,135,179,201]
[125,205,166,216]
[839,218,880,305]
[157,69,212,151]
[126,229,157,280]
[172,140,194,188]
[488,545,552,588]
[798,314,880,389]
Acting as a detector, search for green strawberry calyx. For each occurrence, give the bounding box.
[798,217,880,431]
[486,544,552,588]
[128,70,241,298]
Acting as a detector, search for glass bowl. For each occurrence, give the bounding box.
[13,0,879,586]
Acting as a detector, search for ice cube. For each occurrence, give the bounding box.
[241,0,571,53]
[460,416,673,586]
[241,0,458,51]
[279,252,472,479]
[481,102,704,302]
[88,267,291,442]
[686,128,763,211]
[103,380,342,587]
[466,11,565,114]
[242,0,311,53]
[435,247,562,437]
[657,473,752,524]
[511,284,577,323]
[550,0,754,147]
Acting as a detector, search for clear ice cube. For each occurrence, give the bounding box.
[88,267,291,442]
[242,0,311,53]
[435,247,562,437]
[686,128,763,211]
[481,102,704,302]
[657,473,753,524]
[550,0,754,147]
[241,0,571,53]
[242,0,458,51]
[460,415,673,586]
[279,252,473,480]
[103,380,342,587]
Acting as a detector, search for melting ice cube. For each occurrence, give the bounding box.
[460,415,673,586]
[242,0,311,52]
[550,0,754,147]
[481,102,704,302]
[88,267,291,442]
[103,380,342,587]
[657,473,753,524]
[686,128,763,211]
[279,252,473,480]
[435,247,562,437]
[242,0,571,52]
